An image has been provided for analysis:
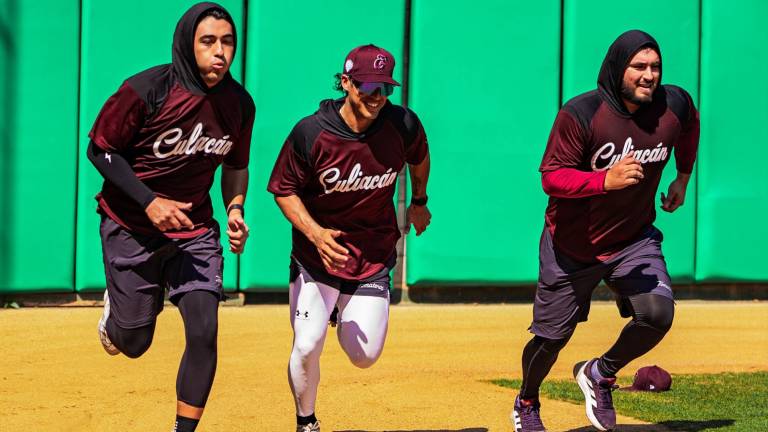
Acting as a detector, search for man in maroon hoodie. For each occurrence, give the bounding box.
[511,30,699,432]
[268,45,431,432]
[87,3,253,431]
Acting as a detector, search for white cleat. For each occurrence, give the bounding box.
[97,290,120,356]
[296,421,320,432]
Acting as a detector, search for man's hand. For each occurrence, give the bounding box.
[661,174,690,213]
[604,154,644,191]
[308,227,350,272]
[406,204,431,236]
[226,210,249,253]
[145,197,194,231]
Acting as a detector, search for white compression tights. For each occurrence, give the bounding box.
[288,273,390,416]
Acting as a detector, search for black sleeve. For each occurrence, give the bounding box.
[384,104,428,165]
[664,85,693,125]
[87,140,156,209]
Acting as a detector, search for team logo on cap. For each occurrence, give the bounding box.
[345,59,354,72]
[373,54,388,70]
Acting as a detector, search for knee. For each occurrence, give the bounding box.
[637,297,675,333]
[535,332,573,353]
[291,337,323,361]
[338,325,385,368]
[121,332,154,359]
[346,349,381,369]
[186,319,218,351]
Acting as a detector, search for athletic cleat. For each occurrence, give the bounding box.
[574,359,617,431]
[328,306,338,327]
[296,421,320,432]
[510,395,547,432]
[97,290,120,356]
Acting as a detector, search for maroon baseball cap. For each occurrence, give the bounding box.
[623,365,672,392]
[342,44,400,86]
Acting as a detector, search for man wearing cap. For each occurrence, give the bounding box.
[87,3,253,431]
[268,44,431,432]
[511,30,699,432]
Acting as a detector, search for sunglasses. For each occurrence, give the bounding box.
[352,80,395,97]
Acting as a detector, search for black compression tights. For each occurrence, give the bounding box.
[176,290,219,408]
[106,290,219,408]
[519,293,674,399]
[106,315,156,358]
[520,333,572,399]
[598,293,674,376]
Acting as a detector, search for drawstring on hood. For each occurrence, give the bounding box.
[171,2,236,95]
[597,30,661,116]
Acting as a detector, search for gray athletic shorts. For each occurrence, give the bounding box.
[531,226,674,340]
[100,216,224,329]
[289,255,395,298]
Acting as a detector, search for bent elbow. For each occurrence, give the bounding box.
[541,172,556,196]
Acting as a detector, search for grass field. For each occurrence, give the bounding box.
[493,372,768,431]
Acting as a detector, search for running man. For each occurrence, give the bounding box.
[267,44,431,432]
[88,3,254,431]
[511,30,699,432]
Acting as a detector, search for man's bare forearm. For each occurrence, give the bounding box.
[275,194,322,243]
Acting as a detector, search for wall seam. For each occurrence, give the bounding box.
[394,0,412,296]
[558,0,564,108]
[693,0,702,283]
[235,0,250,293]
[73,0,83,293]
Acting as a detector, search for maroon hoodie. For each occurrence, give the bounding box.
[89,2,254,238]
[268,98,428,280]
[539,30,699,262]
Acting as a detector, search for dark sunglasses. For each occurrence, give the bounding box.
[352,80,395,97]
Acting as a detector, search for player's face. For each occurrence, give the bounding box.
[621,48,660,110]
[194,17,234,88]
[341,74,389,120]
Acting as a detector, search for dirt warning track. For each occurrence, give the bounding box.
[1,301,765,431]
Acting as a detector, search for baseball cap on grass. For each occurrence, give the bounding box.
[342,44,400,86]
[622,365,672,392]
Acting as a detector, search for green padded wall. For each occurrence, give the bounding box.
[2,1,767,294]
[240,0,405,290]
[0,1,79,293]
[696,0,768,281]
[0,0,13,292]
[562,0,700,282]
[75,0,244,292]
[406,0,560,284]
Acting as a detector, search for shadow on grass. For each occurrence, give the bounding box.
[564,419,735,431]
[336,429,488,432]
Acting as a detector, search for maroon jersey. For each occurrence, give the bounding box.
[268,98,428,280]
[90,66,255,238]
[540,32,699,263]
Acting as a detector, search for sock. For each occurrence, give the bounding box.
[297,413,317,426]
[591,359,606,380]
[174,415,199,432]
[593,358,615,380]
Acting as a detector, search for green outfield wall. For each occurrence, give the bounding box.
[0,0,79,293]
[0,0,765,295]
[239,0,406,291]
[696,0,768,282]
[406,0,559,284]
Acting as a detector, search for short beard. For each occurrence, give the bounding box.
[620,83,653,106]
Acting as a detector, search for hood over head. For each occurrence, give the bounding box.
[172,2,236,94]
[597,30,661,116]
